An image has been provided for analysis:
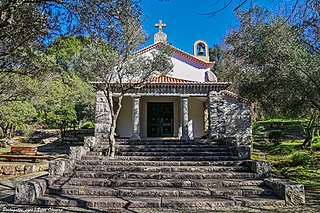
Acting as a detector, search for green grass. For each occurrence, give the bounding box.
[253,120,320,187]
[261,118,309,123]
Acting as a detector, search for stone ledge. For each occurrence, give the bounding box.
[264,178,305,205]
[14,178,48,205]
[84,136,96,149]
[0,163,48,176]
[69,146,90,160]
[49,159,74,177]
[222,137,251,160]
[241,160,271,178]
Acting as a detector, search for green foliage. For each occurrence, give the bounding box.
[254,120,320,186]
[34,75,95,130]
[268,143,298,156]
[81,121,95,129]
[0,101,37,137]
[291,151,316,167]
[47,36,92,73]
[219,6,320,120]
[268,130,284,145]
[252,122,264,134]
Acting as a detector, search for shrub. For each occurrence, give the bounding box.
[268,130,284,145]
[291,151,315,167]
[81,121,94,129]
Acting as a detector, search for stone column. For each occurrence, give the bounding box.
[180,96,189,141]
[131,95,141,141]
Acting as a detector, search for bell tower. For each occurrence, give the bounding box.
[194,40,209,62]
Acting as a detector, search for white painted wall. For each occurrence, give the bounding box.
[116,96,133,138]
[170,52,209,82]
[188,97,205,138]
[141,49,210,82]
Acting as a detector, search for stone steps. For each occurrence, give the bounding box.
[95,140,220,147]
[119,151,232,156]
[75,160,243,167]
[81,155,239,161]
[63,171,261,180]
[115,147,229,152]
[47,185,274,198]
[36,194,285,210]
[86,151,232,156]
[93,144,224,150]
[114,140,216,145]
[74,165,250,173]
[53,177,264,188]
[35,139,287,211]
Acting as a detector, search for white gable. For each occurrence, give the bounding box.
[170,52,210,82]
[139,43,214,83]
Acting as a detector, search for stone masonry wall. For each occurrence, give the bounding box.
[224,96,252,146]
[208,91,226,140]
[208,91,252,147]
[94,91,112,142]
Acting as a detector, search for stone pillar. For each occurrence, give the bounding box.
[131,95,141,141]
[94,92,112,143]
[180,96,189,141]
[208,91,226,140]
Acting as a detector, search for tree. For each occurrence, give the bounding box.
[0,0,142,102]
[76,22,173,157]
[219,7,320,147]
[0,101,36,138]
[46,36,96,129]
[297,0,320,53]
[33,74,95,138]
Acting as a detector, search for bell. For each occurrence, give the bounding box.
[198,46,205,55]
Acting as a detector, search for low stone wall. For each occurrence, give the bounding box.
[0,163,48,176]
[241,160,271,178]
[264,178,305,205]
[15,178,48,205]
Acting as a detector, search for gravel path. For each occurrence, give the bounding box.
[0,172,318,213]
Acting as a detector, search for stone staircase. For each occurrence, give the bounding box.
[36,139,286,211]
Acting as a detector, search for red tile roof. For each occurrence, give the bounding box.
[150,75,196,83]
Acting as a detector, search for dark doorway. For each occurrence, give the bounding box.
[147,102,174,137]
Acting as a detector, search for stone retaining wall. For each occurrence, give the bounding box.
[0,163,48,176]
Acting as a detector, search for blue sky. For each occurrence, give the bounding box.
[141,0,289,54]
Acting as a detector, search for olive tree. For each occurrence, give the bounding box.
[76,20,173,157]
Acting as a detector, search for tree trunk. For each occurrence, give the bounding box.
[108,96,123,157]
[60,126,64,138]
[303,113,319,148]
[78,120,83,130]
[73,122,76,137]
[8,124,13,139]
[4,123,9,138]
[303,127,314,147]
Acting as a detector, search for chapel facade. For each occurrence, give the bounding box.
[94,20,252,153]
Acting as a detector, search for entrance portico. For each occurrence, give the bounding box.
[111,78,231,140]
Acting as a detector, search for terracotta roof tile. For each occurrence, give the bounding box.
[150,75,196,83]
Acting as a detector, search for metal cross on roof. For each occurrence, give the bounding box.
[155,20,166,32]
